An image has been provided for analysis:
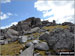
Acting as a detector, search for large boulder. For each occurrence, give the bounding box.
[16,24,30,31]
[35,42,49,51]
[47,28,74,51]
[19,45,34,56]
[4,29,19,42]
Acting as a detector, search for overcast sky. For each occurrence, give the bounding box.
[0,0,74,29]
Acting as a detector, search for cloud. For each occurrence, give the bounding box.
[1,0,11,3]
[34,0,74,23]
[0,12,18,20]
[0,22,18,29]
[0,13,8,20]
[7,12,13,16]
[0,12,13,20]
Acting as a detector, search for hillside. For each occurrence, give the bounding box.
[0,17,74,56]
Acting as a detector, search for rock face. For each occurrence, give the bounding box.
[10,17,41,32]
[35,42,49,51]
[25,17,41,27]
[47,28,74,51]
[19,45,34,56]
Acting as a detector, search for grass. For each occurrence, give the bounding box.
[25,32,44,38]
[35,50,46,56]
[0,25,69,56]
[0,41,23,56]
[42,25,69,32]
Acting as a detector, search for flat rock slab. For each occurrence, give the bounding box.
[19,45,34,56]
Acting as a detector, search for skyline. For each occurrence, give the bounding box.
[0,0,74,29]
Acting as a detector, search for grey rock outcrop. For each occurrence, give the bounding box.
[47,28,74,51]
[39,28,74,51]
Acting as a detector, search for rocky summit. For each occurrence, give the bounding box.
[0,17,74,56]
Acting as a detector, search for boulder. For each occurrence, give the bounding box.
[23,27,40,35]
[18,36,28,43]
[25,17,41,27]
[0,36,5,40]
[32,40,40,45]
[27,35,35,40]
[0,39,8,45]
[25,42,33,47]
[35,42,49,51]
[47,28,74,51]
[19,45,34,56]
[0,40,5,45]
[30,27,40,33]
[39,33,49,41]
[5,29,19,38]
[4,40,8,44]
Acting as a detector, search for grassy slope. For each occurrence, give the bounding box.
[0,25,69,56]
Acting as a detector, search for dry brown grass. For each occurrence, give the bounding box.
[42,25,69,32]
[0,41,23,56]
